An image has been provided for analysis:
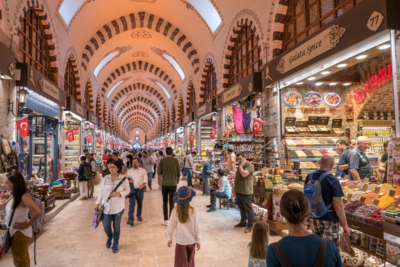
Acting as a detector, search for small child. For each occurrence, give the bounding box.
[167,186,201,267]
[77,155,90,200]
[248,221,269,267]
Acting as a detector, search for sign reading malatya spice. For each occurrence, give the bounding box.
[276,25,346,74]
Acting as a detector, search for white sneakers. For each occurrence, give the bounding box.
[162,220,169,226]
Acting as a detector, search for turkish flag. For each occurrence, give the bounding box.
[66,130,74,142]
[178,137,183,143]
[85,134,92,143]
[171,139,175,145]
[190,134,195,143]
[16,116,30,138]
[105,140,108,145]
[210,128,217,140]
[253,118,263,136]
[97,138,102,144]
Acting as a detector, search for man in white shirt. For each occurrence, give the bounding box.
[85,152,97,198]
[150,149,158,178]
[126,158,147,226]
[184,152,196,187]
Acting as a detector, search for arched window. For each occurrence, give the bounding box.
[178,96,184,120]
[84,81,91,111]
[18,9,56,82]
[203,64,217,104]
[64,58,79,102]
[228,26,260,87]
[187,84,196,114]
[283,0,363,51]
[103,103,107,123]
[96,96,101,118]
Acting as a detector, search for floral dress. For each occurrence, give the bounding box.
[248,255,267,267]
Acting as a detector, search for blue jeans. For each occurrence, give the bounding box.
[202,177,210,195]
[210,190,230,209]
[103,209,124,246]
[147,172,153,187]
[128,187,144,221]
[181,167,186,178]
[185,168,192,186]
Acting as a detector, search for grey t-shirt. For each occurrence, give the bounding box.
[348,147,371,181]
[141,156,155,173]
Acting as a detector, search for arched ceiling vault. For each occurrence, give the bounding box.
[122,111,155,128]
[120,104,158,126]
[126,119,152,131]
[115,94,162,117]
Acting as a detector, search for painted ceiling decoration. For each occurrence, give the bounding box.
[80,12,200,74]
[132,51,149,57]
[94,45,133,77]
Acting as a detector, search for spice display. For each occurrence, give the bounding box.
[395,186,400,197]
[301,139,312,147]
[379,183,395,194]
[344,180,355,188]
[272,175,283,184]
[286,140,296,147]
[363,192,379,204]
[345,200,365,216]
[288,183,303,190]
[310,140,320,146]
[377,195,395,209]
[350,191,366,202]
[294,150,307,158]
[273,184,289,196]
[311,150,323,157]
[303,150,315,158]
[367,208,384,227]
[353,205,380,223]
[367,184,379,192]
[327,150,339,157]
[343,187,354,198]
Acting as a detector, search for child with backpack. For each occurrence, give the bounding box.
[248,221,269,267]
[167,186,201,267]
[77,156,91,200]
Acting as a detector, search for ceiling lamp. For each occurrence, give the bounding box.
[356,55,368,60]
[329,83,337,86]
[337,63,348,68]
[315,82,323,86]
[296,82,304,85]
[321,71,331,75]
[379,44,390,50]
[308,77,316,80]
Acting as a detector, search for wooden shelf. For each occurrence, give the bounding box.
[384,221,400,239]
[346,218,384,239]
[268,220,288,231]
[349,243,385,261]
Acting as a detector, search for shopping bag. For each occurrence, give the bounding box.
[93,209,100,230]
[340,234,355,257]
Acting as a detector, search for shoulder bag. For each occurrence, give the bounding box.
[1,207,16,257]
[96,177,127,223]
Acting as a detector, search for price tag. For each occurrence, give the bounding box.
[347,194,353,201]
[373,199,380,205]
[389,190,396,198]
[360,196,366,203]
[363,185,368,191]
[363,178,369,183]
[354,188,360,192]
[351,184,358,190]
[377,178,382,184]
[374,187,380,194]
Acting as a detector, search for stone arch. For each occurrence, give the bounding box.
[122,110,156,127]
[177,95,184,120]
[96,95,101,118]
[123,113,154,129]
[80,12,200,74]
[199,56,217,104]
[117,96,162,117]
[221,11,264,89]
[119,104,158,124]
[126,118,152,131]
[101,61,178,96]
[186,82,195,114]
[64,53,82,102]
[85,80,94,113]
[171,104,176,124]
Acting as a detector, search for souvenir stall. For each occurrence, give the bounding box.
[168,126,175,151]
[260,0,400,263]
[175,120,185,154]
[15,63,67,207]
[195,99,218,161]
[104,126,111,151]
[183,112,197,153]
[96,120,106,158]
[85,112,98,153]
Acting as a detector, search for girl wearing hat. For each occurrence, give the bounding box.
[167,186,201,267]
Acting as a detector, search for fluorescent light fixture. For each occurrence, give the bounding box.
[186,0,221,32]
[59,0,85,25]
[329,83,337,86]
[355,55,368,60]
[315,82,323,86]
[155,81,170,99]
[295,82,304,85]
[343,83,351,86]
[308,77,316,80]
[94,51,119,77]
[379,44,390,49]
[163,55,185,80]
[337,63,348,68]
[321,71,331,75]
[107,80,124,98]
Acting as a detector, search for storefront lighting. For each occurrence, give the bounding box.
[321,71,331,75]
[308,77,316,80]
[66,112,72,121]
[379,44,390,50]
[0,74,4,80]
[18,88,29,106]
[337,63,348,68]
[356,55,368,60]
[255,93,262,107]
[343,83,351,86]
[295,82,304,85]
[315,82,323,86]
[329,83,337,86]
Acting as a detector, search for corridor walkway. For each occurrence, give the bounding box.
[0,177,280,267]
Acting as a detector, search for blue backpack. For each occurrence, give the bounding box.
[304,171,333,218]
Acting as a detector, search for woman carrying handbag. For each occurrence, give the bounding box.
[0,172,41,267]
[94,160,129,253]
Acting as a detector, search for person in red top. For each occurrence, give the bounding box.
[102,150,113,177]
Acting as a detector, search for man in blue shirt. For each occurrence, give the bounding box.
[201,158,215,196]
[335,139,350,179]
[304,154,350,248]
[207,169,232,212]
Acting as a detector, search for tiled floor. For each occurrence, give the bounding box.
[0,176,281,267]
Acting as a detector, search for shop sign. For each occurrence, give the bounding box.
[183,113,192,125]
[38,78,61,101]
[88,113,98,125]
[367,12,384,32]
[354,89,365,103]
[8,63,15,77]
[174,120,181,129]
[277,25,346,74]
[222,83,243,104]
[197,104,207,117]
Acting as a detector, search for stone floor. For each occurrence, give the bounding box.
[0,175,281,267]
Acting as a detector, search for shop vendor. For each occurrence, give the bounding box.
[348,136,371,181]
[206,169,232,212]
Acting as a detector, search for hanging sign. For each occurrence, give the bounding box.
[105,140,109,145]
[253,118,263,136]
[171,139,175,145]
[16,116,30,138]
[38,78,62,101]
[66,130,75,142]
[190,134,195,143]
[85,135,92,143]
[97,137,102,144]
[210,128,217,140]
[178,136,183,143]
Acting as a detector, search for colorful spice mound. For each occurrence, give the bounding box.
[395,186,400,197]
[343,187,354,198]
[345,200,365,213]
[353,205,380,223]
[367,184,378,192]
[273,184,288,196]
[344,181,354,188]
[379,183,395,194]
[367,208,384,227]
[350,191,366,202]
[363,192,379,204]
[377,195,395,209]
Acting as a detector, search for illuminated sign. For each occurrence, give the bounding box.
[366,64,392,92]
[354,89,365,103]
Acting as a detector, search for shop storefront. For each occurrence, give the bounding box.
[64,98,88,171]
[195,99,218,161]
[167,125,175,150]
[85,112,98,153]
[183,112,197,153]
[97,120,106,157]
[174,120,185,154]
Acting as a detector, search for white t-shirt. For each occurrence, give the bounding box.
[185,154,193,168]
[167,207,201,245]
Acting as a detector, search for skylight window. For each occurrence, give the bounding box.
[107,80,124,98]
[187,0,222,32]
[94,51,119,77]
[59,0,85,25]
[119,106,128,119]
[114,95,128,111]
[163,55,185,80]
[151,95,163,110]
[156,81,171,99]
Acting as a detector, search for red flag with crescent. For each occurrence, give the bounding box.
[190,134,195,143]
[66,130,74,142]
[16,116,30,138]
[97,138,102,144]
[253,118,263,136]
[210,128,217,140]
[178,137,183,143]
[85,134,92,143]
[171,139,175,145]
[105,140,108,145]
